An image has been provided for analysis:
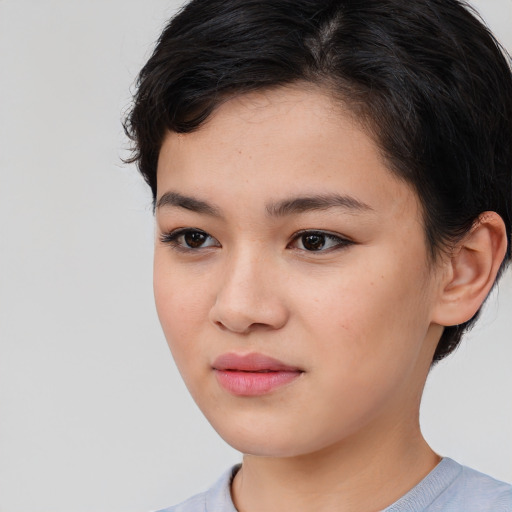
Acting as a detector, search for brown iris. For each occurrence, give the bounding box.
[302,233,326,251]
[184,231,208,248]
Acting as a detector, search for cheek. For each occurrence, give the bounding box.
[294,252,432,369]
[153,255,210,356]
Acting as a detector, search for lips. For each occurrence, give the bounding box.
[212,353,303,396]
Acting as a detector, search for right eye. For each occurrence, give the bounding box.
[160,228,221,251]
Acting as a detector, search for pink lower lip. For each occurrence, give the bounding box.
[214,369,302,396]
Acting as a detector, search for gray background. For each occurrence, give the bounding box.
[0,1,511,511]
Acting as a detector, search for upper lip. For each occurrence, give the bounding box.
[212,352,303,372]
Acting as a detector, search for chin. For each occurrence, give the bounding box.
[209,420,326,458]
[226,437,308,458]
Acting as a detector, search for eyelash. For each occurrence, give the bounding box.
[159,228,353,253]
[289,230,354,252]
[159,228,220,252]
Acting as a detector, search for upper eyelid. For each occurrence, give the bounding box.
[161,227,210,236]
[160,227,349,238]
[290,229,353,242]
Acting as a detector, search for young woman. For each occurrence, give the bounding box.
[125,0,512,510]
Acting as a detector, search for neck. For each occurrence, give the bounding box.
[231,417,440,512]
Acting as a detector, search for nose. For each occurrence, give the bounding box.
[208,249,289,334]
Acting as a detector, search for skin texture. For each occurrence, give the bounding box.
[153,86,507,512]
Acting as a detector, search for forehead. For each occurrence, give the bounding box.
[156,85,421,221]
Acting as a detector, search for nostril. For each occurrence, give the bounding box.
[213,319,231,332]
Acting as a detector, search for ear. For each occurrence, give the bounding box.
[432,211,508,327]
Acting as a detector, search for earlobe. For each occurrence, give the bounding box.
[432,211,508,327]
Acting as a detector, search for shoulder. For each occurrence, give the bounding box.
[153,465,240,512]
[446,462,512,512]
[386,458,512,512]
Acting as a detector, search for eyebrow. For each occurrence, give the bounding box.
[156,191,373,218]
[156,191,223,217]
[266,194,373,217]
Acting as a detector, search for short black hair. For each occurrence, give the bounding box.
[125,0,512,362]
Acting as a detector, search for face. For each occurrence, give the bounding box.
[154,86,445,457]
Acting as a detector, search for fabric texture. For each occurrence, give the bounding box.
[155,458,512,512]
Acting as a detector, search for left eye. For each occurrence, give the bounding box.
[289,231,352,252]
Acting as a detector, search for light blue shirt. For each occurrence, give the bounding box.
[157,458,512,512]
